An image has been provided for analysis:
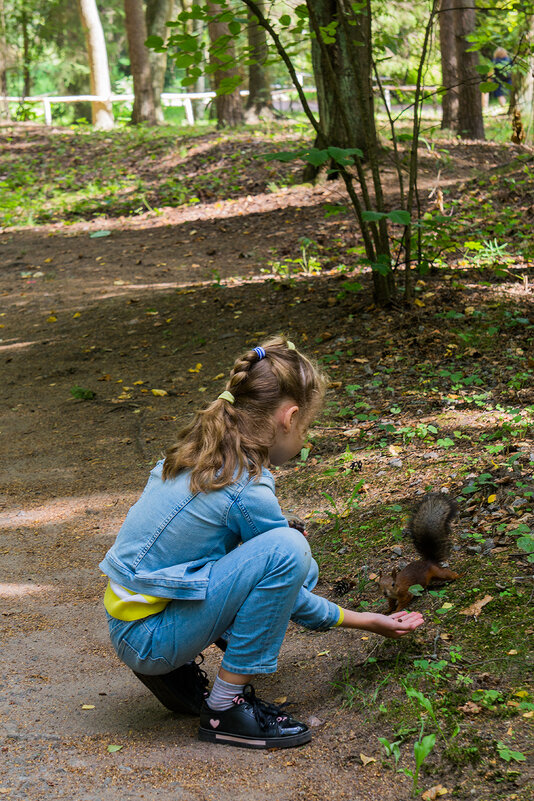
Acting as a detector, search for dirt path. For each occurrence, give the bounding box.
[0,196,420,801]
[1,127,532,801]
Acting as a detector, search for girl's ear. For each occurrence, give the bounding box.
[281,403,299,432]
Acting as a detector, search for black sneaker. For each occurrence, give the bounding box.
[198,684,311,749]
[133,655,209,715]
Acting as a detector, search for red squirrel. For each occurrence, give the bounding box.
[379,493,459,613]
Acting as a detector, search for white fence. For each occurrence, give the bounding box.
[3,85,436,126]
[3,89,317,126]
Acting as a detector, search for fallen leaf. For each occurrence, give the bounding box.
[90,230,111,238]
[46,315,57,323]
[107,744,123,753]
[360,753,376,766]
[487,494,497,504]
[307,715,324,728]
[422,785,449,801]
[507,649,518,656]
[81,704,95,710]
[523,711,534,719]
[316,650,330,657]
[188,363,203,373]
[98,374,112,381]
[342,428,361,437]
[151,389,168,396]
[414,299,425,307]
[73,312,81,318]
[459,595,493,617]
[459,701,482,715]
[213,373,225,380]
[133,380,145,385]
[273,696,287,705]
[368,572,377,581]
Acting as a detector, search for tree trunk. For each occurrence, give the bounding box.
[77,0,114,130]
[21,5,30,97]
[146,0,175,124]
[124,0,158,125]
[0,0,9,119]
[207,2,244,127]
[439,0,458,129]
[306,0,369,155]
[245,1,273,122]
[454,0,484,139]
[510,13,534,144]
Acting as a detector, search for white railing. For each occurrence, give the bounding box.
[3,85,436,126]
[3,88,318,126]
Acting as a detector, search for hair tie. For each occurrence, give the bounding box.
[218,391,235,404]
[253,346,266,360]
[287,341,296,350]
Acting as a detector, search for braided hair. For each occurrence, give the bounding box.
[162,335,326,492]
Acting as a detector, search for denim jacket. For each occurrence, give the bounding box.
[99,460,294,601]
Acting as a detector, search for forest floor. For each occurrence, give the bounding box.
[0,119,533,801]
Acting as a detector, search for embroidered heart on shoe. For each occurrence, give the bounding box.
[210,719,220,729]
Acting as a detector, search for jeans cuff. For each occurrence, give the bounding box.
[220,657,278,675]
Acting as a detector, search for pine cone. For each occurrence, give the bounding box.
[333,577,355,597]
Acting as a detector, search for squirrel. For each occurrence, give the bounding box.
[379,493,459,613]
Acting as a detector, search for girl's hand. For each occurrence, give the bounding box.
[339,608,424,638]
[366,610,424,638]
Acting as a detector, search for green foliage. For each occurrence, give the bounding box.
[70,385,95,400]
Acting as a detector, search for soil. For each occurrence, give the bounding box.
[1,123,533,801]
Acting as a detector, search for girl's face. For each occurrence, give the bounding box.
[268,401,308,467]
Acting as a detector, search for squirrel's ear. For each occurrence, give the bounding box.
[391,567,397,580]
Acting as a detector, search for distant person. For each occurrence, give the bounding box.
[492,47,512,107]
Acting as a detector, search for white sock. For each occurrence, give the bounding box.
[206,676,245,711]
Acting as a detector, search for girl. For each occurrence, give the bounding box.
[100,336,423,750]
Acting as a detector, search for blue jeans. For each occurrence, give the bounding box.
[107,528,336,676]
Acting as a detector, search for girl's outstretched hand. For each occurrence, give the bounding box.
[339,609,425,638]
[369,610,424,638]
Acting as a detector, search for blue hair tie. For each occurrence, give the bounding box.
[253,346,266,360]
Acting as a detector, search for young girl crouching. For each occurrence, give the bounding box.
[99,336,423,750]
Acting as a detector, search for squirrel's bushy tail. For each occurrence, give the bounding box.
[409,493,457,562]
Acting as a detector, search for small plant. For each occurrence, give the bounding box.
[378,735,402,766]
[496,741,526,763]
[70,385,95,400]
[320,479,364,535]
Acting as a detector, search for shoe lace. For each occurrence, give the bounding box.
[191,654,210,698]
[239,684,290,730]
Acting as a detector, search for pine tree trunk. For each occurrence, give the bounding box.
[0,0,9,119]
[511,13,534,143]
[439,0,458,129]
[307,0,369,155]
[146,0,175,124]
[245,1,273,122]
[124,0,158,125]
[454,0,484,139]
[207,1,244,127]
[77,0,114,130]
[21,5,30,97]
